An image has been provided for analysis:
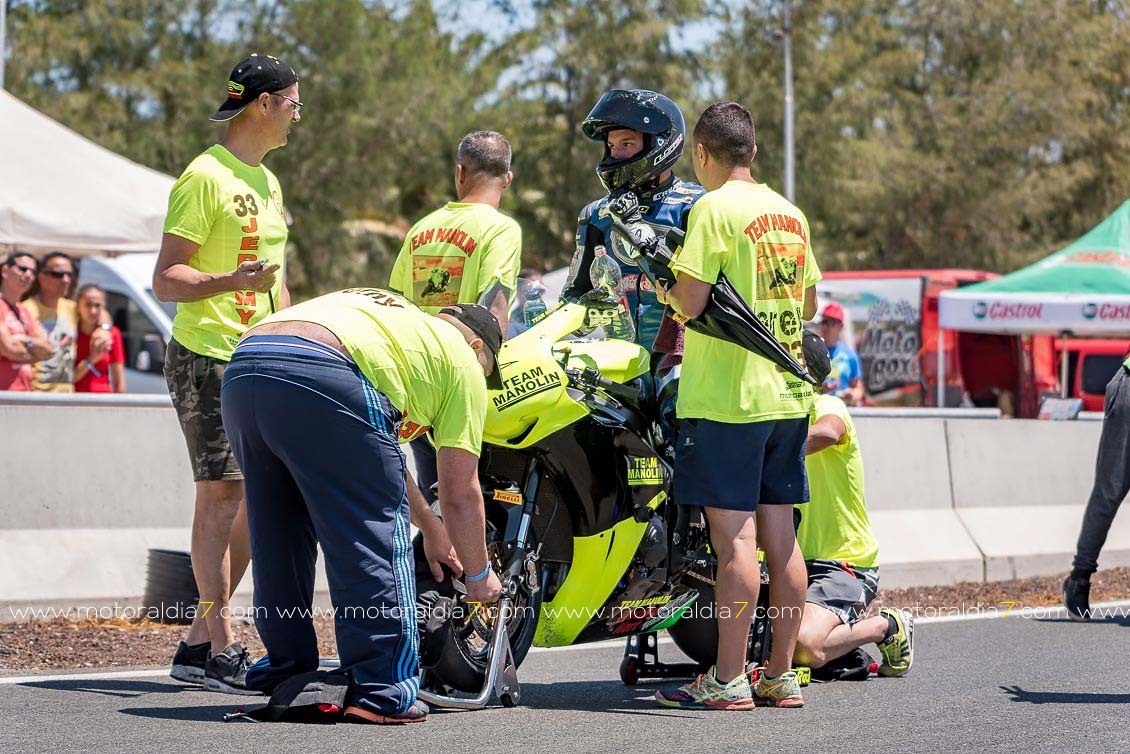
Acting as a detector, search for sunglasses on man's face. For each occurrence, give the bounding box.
[8,263,36,275]
[43,270,75,279]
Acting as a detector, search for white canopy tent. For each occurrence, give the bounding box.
[0,90,174,257]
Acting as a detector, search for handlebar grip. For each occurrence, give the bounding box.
[590,371,639,404]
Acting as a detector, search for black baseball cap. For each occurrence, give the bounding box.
[802,328,832,385]
[210,53,298,122]
[440,304,504,390]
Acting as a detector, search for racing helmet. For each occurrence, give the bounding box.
[582,89,686,195]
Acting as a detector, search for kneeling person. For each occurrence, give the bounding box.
[220,288,504,723]
[794,394,912,677]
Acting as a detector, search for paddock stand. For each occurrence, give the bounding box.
[417,597,522,709]
[618,632,706,686]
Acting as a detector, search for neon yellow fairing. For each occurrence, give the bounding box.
[554,339,650,385]
[534,492,666,647]
[483,303,649,448]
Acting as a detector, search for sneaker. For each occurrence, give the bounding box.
[753,669,804,708]
[655,667,754,710]
[1063,576,1092,622]
[877,608,914,677]
[203,643,263,696]
[170,640,209,685]
[343,701,429,725]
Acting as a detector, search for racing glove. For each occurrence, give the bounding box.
[607,192,661,261]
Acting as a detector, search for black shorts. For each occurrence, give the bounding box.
[806,559,879,624]
[673,416,808,511]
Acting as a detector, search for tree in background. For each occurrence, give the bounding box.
[715,0,1130,271]
[495,0,712,268]
[6,0,1130,295]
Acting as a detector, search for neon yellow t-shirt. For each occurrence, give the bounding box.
[389,202,521,314]
[164,144,288,361]
[797,395,878,567]
[672,180,822,422]
[259,289,487,454]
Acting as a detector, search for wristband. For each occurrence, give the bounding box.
[465,563,493,583]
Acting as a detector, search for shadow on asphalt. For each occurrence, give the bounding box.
[121,704,237,722]
[19,679,196,699]
[1000,685,1130,704]
[519,679,703,717]
[1033,614,1130,627]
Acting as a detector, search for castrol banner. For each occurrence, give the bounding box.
[938,290,1130,334]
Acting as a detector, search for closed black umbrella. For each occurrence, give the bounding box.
[608,208,817,386]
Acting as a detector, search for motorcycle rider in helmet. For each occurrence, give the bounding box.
[562,89,706,388]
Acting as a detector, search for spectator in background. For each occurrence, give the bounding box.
[23,252,90,393]
[74,285,126,393]
[818,301,864,406]
[1,253,54,390]
[508,266,543,338]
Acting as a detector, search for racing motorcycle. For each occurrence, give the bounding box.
[414,300,773,709]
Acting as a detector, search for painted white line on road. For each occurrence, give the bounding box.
[914,597,1130,625]
[5,598,1128,685]
[0,668,171,685]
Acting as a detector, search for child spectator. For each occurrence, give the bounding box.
[74,285,126,393]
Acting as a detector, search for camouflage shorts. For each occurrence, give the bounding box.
[164,339,242,482]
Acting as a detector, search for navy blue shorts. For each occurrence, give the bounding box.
[674,417,809,511]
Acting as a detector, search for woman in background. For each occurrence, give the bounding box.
[74,284,126,393]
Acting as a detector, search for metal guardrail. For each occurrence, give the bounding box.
[0,392,171,407]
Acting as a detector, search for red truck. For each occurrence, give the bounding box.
[818,269,1128,417]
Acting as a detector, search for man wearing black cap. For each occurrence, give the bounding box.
[220,288,503,723]
[153,53,300,693]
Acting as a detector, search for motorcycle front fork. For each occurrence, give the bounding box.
[417,462,540,710]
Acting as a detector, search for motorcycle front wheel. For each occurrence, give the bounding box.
[413,518,542,694]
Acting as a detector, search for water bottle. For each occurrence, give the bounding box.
[589,246,636,341]
[522,282,548,327]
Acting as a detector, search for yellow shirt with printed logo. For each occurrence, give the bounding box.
[164,144,288,361]
[258,289,487,455]
[389,202,521,314]
[672,180,821,422]
[798,395,879,567]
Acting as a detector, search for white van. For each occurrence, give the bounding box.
[76,252,173,393]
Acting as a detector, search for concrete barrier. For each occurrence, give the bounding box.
[0,395,1119,611]
[854,417,984,586]
[945,418,1123,580]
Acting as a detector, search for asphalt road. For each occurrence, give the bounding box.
[3,611,1130,754]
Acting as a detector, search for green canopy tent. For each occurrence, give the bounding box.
[938,200,1130,403]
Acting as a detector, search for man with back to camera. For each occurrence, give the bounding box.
[653,102,820,710]
[389,130,522,503]
[221,288,504,723]
[153,53,298,693]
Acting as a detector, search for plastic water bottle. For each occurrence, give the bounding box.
[589,247,636,341]
[522,282,548,327]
